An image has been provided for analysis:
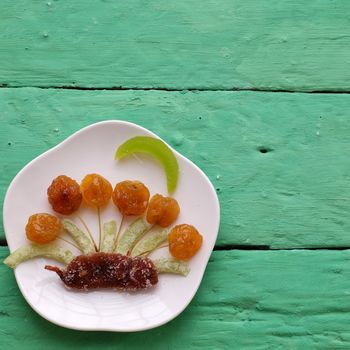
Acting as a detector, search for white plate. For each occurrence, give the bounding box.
[3,120,220,332]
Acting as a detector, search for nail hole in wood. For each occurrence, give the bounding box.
[257,146,272,154]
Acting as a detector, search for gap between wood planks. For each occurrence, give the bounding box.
[1,238,350,251]
[1,84,350,94]
[214,244,350,251]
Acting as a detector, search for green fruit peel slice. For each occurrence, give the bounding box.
[115,219,150,255]
[115,136,179,194]
[62,219,95,255]
[100,220,117,253]
[3,243,75,269]
[131,228,168,257]
[153,258,190,276]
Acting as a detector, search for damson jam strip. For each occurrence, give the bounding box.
[45,252,158,291]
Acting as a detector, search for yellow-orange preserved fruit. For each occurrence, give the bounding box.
[168,224,202,260]
[146,194,180,227]
[112,180,150,216]
[26,213,61,244]
[81,174,112,207]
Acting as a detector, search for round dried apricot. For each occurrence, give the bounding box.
[26,213,61,244]
[47,175,82,215]
[112,180,150,216]
[146,194,180,227]
[169,224,202,260]
[81,174,112,207]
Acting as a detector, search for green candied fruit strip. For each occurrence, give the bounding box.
[115,219,150,255]
[100,220,117,253]
[3,243,75,269]
[62,219,95,254]
[115,136,179,194]
[153,258,190,276]
[131,228,168,257]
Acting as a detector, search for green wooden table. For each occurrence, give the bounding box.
[1,1,350,348]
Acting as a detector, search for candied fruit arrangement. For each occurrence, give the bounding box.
[4,136,205,294]
[6,174,202,290]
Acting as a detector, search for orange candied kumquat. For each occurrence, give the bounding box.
[146,194,180,227]
[80,174,112,207]
[168,224,202,260]
[47,175,82,215]
[26,213,61,244]
[112,180,150,216]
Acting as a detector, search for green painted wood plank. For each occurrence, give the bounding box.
[1,246,350,349]
[0,1,350,91]
[1,88,350,248]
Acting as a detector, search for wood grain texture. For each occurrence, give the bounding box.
[1,88,350,248]
[0,0,350,91]
[1,247,350,349]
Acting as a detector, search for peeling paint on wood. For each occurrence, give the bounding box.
[1,88,349,248]
[0,1,349,90]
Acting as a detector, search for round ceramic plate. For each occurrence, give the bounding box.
[3,120,220,332]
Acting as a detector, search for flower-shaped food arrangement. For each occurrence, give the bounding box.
[4,137,202,292]
[3,121,220,331]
